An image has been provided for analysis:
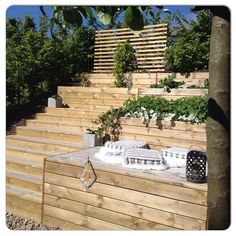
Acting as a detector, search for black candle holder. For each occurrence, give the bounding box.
[186,150,207,183]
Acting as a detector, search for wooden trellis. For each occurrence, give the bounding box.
[93,23,168,73]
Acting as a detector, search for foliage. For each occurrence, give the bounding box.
[150,73,185,91]
[113,41,138,87]
[94,95,207,141]
[187,79,209,89]
[123,96,207,123]
[48,6,162,34]
[165,9,213,73]
[93,107,125,141]
[6,16,94,111]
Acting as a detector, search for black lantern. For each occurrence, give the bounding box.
[186,150,207,183]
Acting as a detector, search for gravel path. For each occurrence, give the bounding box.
[6,213,60,230]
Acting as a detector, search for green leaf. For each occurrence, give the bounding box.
[63,9,83,26]
[97,11,112,25]
[124,7,144,31]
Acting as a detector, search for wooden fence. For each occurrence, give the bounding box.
[94,24,168,73]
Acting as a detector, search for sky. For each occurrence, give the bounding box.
[6,5,196,29]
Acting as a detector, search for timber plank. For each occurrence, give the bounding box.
[7,197,41,223]
[43,183,206,229]
[44,204,131,230]
[43,174,207,220]
[120,117,206,132]
[46,148,207,191]
[119,133,206,150]
[120,125,206,142]
[6,161,43,176]
[44,194,173,230]
[43,215,91,230]
[44,163,207,205]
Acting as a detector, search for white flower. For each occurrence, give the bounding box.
[149,109,154,114]
[141,107,146,111]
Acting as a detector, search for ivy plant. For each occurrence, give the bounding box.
[113,40,138,88]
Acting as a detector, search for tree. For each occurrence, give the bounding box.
[195,6,230,229]
[165,9,213,72]
[6,16,95,111]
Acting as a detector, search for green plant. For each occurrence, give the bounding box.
[123,96,207,123]
[150,73,185,91]
[93,107,124,141]
[165,10,213,73]
[187,79,209,89]
[113,40,138,87]
[6,16,94,112]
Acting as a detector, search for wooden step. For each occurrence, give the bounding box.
[26,119,98,133]
[62,97,125,107]
[6,135,83,153]
[35,113,98,126]
[6,169,43,192]
[6,155,43,175]
[6,184,42,222]
[64,104,112,112]
[16,126,83,143]
[59,92,134,101]
[71,104,120,110]
[45,107,102,118]
[36,113,95,126]
[6,145,61,159]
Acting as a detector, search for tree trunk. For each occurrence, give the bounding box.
[207,15,230,229]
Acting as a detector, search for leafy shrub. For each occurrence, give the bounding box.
[150,73,185,91]
[123,96,207,123]
[6,16,94,111]
[113,40,138,87]
[94,96,207,142]
[165,10,213,73]
[93,107,125,141]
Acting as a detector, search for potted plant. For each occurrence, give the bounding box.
[48,94,62,108]
[83,129,99,148]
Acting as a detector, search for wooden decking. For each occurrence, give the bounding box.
[43,147,207,230]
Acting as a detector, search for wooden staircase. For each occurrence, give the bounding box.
[6,86,135,222]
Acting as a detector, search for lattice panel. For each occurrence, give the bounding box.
[93,24,168,73]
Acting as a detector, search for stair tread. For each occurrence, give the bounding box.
[36,113,97,122]
[46,107,103,113]
[6,155,44,168]
[7,135,83,149]
[6,145,62,156]
[6,169,43,184]
[6,184,42,203]
[16,125,84,135]
[27,119,98,128]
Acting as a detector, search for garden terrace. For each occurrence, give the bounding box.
[6,85,207,227]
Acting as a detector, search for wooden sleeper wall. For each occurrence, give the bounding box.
[43,151,207,230]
